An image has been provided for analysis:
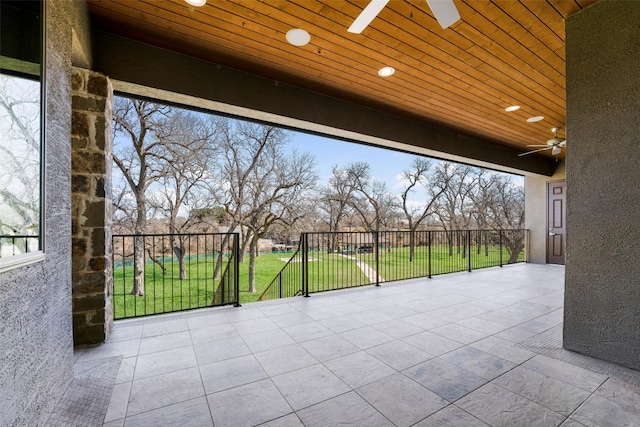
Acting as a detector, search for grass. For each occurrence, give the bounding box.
[112,245,524,319]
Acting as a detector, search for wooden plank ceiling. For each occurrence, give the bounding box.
[87,0,597,159]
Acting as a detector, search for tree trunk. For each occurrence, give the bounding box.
[248,237,258,293]
[147,249,167,276]
[131,234,145,296]
[409,230,416,262]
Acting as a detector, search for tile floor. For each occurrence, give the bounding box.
[74,264,640,426]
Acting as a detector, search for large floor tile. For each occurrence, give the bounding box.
[413,405,489,427]
[431,323,489,344]
[187,312,230,330]
[372,318,426,338]
[300,334,360,362]
[456,383,565,427]
[134,345,197,380]
[199,354,268,394]
[401,330,464,356]
[242,328,296,353]
[493,366,591,415]
[271,364,351,411]
[189,323,239,344]
[103,382,131,423]
[193,335,251,365]
[127,367,205,416]
[138,330,192,355]
[142,318,189,338]
[269,311,315,328]
[317,314,367,333]
[404,358,488,402]
[297,391,394,427]
[207,379,292,427]
[403,313,450,330]
[125,396,213,427]
[282,321,332,343]
[357,373,447,427]
[339,325,394,349]
[258,413,304,427]
[232,317,279,336]
[571,394,640,427]
[522,355,608,392]
[439,346,516,380]
[469,336,535,364]
[367,340,433,370]
[254,344,318,376]
[596,377,640,411]
[325,351,396,389]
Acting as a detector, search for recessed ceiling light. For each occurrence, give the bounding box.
[286,29,311,46]
[527,116,544,123]
[378,66,395,77]
[505,105,520,112]
[185,0,206,6]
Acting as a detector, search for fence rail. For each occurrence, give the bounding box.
[258,229,526,302]
[0,235,39,258]
[112,232,240,319]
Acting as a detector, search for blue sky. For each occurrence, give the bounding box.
[288,130,524,188]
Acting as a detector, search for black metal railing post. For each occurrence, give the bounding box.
[375,230,380,286]
[428,230,432,279]
[279,274,283,299]
[499,230,503,267]
[234,233,241,307]
[467,230,472,272]
[302,233,309,297]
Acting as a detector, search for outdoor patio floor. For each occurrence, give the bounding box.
[68,264,640,426]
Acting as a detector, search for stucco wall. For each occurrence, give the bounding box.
[564,1,640,369]
[0,0,79,424]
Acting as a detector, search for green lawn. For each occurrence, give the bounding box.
[112,245,524,319]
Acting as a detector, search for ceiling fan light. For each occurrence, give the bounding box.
[505,105,520,112]
[378,66,395,77]
[184,0,206,6]
[527,116,544,123]
[286,29,311,46]
[551,146,561,155]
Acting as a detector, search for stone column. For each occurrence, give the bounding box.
[71,68,113,346]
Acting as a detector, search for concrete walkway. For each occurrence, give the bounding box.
[68,264,640,426]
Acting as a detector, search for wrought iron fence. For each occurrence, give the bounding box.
[0,235,39,258]
[258,229,526,301]
[112,232,240,319]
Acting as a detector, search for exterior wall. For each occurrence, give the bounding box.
[71,68,114,345]
[564,1,640,369]
[524,161,566,264]
[0,0,78,424]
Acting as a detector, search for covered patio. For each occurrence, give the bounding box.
[55,264,640,426]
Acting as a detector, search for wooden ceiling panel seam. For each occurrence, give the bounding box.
[89,8,541,148]
[85,0,583,158]
[132,0,564,139]
[452,3,566,102]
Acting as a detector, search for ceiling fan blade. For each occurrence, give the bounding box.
[348,0,390,34]
[518,146,552,157]
[526,145,549,148]
[559,140,567,147]
[426,0,461,29]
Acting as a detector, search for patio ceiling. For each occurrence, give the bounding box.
[86,0,597,162]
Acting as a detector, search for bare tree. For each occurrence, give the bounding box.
[399,157,448,261]
[343,162,399,255]
[213,119,317,292]
[317,166,357,252]
[112,98,172,295]
[487,175,525,263]
[433,162,477,256]
[0,74,40,245]
[147,111,217,280]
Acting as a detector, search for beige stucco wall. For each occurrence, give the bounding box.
[524,161,566,264]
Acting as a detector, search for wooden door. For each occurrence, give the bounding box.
[547,181,566,264]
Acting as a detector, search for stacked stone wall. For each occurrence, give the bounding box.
[71,67,114,345]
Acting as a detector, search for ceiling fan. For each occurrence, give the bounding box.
[519,127,567,157]
[348,0,461,34]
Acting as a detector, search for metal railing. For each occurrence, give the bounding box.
[258,229,526,301]
[0,235,39,258]
[112,232,240,319]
